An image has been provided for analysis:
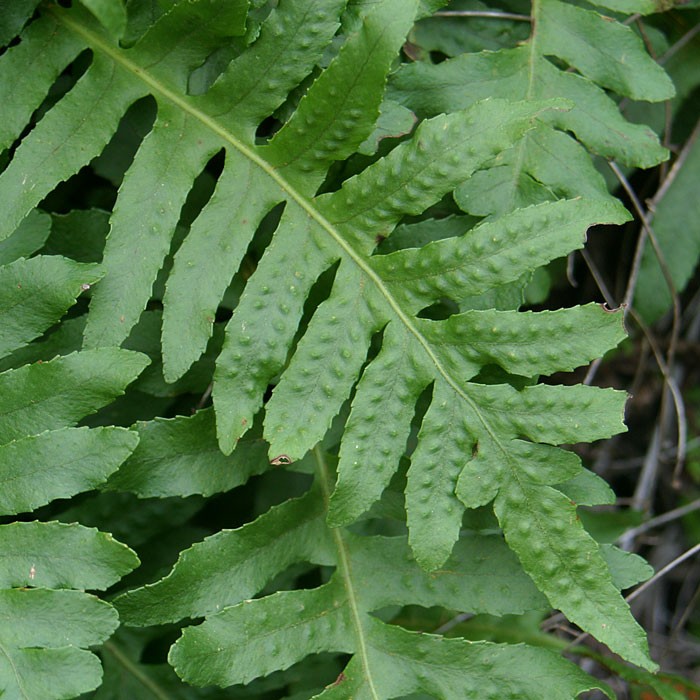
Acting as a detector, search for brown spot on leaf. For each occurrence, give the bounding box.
[601,302,625,313]
[332,673,345,686]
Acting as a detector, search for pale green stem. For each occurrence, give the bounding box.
[504,0,538,213]
[314,446,380,700]
[527,0,540,101]
[102,640,174,700]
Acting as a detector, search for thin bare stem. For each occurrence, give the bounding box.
[627,306,687,486]
[433,10,531,20]
[103,641,174,700]
[612,161,679,335]
[627,543,700,605]
[617,425,662,552]
[652,115,700,206]
[194,380,214,412]
[681,285,700,331]
[622,220,651,316]
[580,249,616,308]
[660,99,673,182]
[635,18,656,59]
[434,612,473,635]
[541,611,565,631]
[619,498,700,543]
[609,437,700,470]
[660,22,700,65]
[628,337,650,407]
[583,357,602,386]
[671,581,700,638]
[565,543,700,652]
[581,248,687,488]
[609,161,687,483]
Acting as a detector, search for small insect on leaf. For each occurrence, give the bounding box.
[270,454,292,466]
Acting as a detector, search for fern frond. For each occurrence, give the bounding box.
[118,457,612,699]
[0,521,138,698]
[105,407,270,498]
[77,0,128,39]
[0,247,145,694]
[0,0,673,690]
[388,0,674,216]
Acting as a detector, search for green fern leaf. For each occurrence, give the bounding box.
[105,407,270,497]
[0,588,118,700]
[0,256,101,356]
[0,344,149,512]
[537,0,672,101]
[0,250,150,511]
[310,623,611,699]
[0,349,149,441]
[0,521,139,590]
[86,0,347,348]
[0,0,673,688]
[213,102,578,457]
[387,0,674,216]
[116,483,544,625]
[0,245,146,694]
[0,521,139,699]
[0,210,52,266]
[77,0,128,39]
[585,0,673,12]
[600,545,654,591]
[557,467,615,506]
[118,470,609,697]
[0,426,136,515]
[0,0,43,45]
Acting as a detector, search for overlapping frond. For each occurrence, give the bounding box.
[388,0,674,216]
[0,246,144,695]
[118,465,614,699]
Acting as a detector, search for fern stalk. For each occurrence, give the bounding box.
[315,447,381,700]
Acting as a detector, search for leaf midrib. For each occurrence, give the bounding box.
[0,637,30,700]
[314,446,380,700]
[502,0,540,211]
[50,7,508,452]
